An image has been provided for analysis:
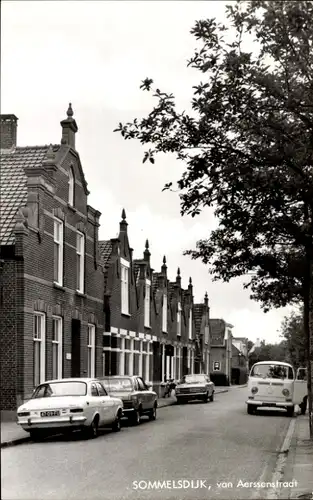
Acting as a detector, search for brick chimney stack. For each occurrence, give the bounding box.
[0,114,18,151]
[60,103,78,149]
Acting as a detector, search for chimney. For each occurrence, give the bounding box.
[60,103,78,149]
[144,239,150,264]
[0,114,18,150]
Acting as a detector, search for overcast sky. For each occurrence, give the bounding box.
[2,1,295,343]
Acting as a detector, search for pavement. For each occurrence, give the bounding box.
[0,385,233,448]
[279,414,313,500]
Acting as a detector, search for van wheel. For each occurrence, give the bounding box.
[286,406,294,417]
[300,397,307,415]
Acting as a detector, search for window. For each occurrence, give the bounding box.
[137,378,146,391]
[52,316,63,379]
[32,381,87,398]
[189,308,193,340]
[250,363,294,380]
[87,324,96,378]
[76,231,85,293]
[133,340,140,375]
[162,294,167,333]
[96,382,107,396]
[121,259,129,315]
[54,219,63,285]
[144,279,151,328]
[68,167,74,206]
[33,313,46,387]
[177,302,182,336]
[91,383,98,397]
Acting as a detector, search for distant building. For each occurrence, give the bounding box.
[209,319,233,384]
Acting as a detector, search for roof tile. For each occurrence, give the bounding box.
[98,240,112,267]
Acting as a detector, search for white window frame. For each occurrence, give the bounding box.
[144,279,151,328]
[33,312,46,386]
[52,316,63,379]
[188,308,193,340]
[121,259,129,315]
[87,324,96,378]
[177,302,182,336]
[53,218,64,286]
[68,167,74,206]
[162,294,167,333]
[76,231,85,293]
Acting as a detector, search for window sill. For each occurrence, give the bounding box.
[121,312,131,318]
[53,282,65,291]
[67,203,77,213]
[144,325,151,330]
[162,331,168,334]
[76,291,87,298]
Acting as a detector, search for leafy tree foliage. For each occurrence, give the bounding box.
[248,340,288,369]
[280,307,307,368]
[115,0,313,434]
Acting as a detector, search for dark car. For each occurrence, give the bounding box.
[175,374,215,404]
[99,376,158,425]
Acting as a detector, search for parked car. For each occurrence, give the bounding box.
[99,376,158,425]
[175,374,215,404]
[246,361,308,416]
[17,378,124,440]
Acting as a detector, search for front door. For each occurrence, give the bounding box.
[71,319,81,378]
[294,368,307,404]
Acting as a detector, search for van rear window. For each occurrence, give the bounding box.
[250,364,294,380]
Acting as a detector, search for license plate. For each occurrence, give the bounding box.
[40,410,60,417]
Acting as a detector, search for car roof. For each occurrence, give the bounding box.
[252,361,292,367]
[38,378,99,384]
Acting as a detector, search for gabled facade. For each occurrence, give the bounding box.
[231,336,249,384]
[193,293,210,375]
[209,319,233,384]
[0,107,105,411]
[100,214,156,385]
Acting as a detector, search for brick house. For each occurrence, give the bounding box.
[0,107,105,412]
[193,293,211,375]
[209,319,233,384]
[99,212,156,387]
[232,336,249,384]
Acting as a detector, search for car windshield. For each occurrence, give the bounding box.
[179,375,206,384]
[32,382,87,398]
[101,378,133,392]
[250,364,294,380]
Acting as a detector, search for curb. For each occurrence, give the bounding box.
[1,436,30,449]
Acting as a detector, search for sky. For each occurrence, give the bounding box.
[2,1,295,343]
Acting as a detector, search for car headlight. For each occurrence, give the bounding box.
[251,387,258,394]
[282,389,290,397]
[18,411,30,417]
[131,395,138,402]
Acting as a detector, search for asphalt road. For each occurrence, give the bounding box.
[1,388,293,500]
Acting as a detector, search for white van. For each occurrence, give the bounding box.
[246,361,307,417]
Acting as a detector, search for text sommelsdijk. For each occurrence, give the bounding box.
[132,479,299,490]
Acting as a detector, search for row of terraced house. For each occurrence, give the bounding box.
[0,107,248,413]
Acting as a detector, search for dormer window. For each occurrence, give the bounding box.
[144,279,151,328]
[68,167,74,206]
[189,308,193,340]
[162,293,167,333]
[121,258,129,315]
[177,302,182,336]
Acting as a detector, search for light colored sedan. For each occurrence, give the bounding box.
[175,374,215,404]
[17,378,123,440]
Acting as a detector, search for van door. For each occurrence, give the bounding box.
[293,368,307,404]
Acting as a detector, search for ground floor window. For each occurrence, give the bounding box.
[52,316,63,379]
[87,324,96,378]
[34,312,46,387]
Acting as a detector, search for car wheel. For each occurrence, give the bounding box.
[86,416,99,438]
[130,409,141,426]
[286,406,294,417]
[300,397,307,415]
[148,405,157,421]
[247,404,255,415]
[209,392,214,402]
[112,412,122,432]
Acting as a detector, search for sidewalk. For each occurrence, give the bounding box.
[1,386,232,448]
[279,415,313,500]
